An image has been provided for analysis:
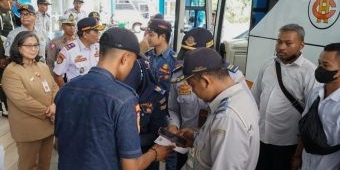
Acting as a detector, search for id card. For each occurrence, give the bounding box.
[42,80,51,92]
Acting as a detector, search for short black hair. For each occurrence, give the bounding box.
[193,66,230,81]
[324,43,340,58]
[10,31,41,65]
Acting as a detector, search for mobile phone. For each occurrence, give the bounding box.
[158,127,187,147]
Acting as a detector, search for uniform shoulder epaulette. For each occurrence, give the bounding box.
[226,62,239,73]
[65,42,75,50]
[215,98,229,114]
[154,86,166,95]
[172,64,183,73]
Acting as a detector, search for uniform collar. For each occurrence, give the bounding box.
[151,47,173,58]
[318,86,340,102]
[77,38,94,50]
[90,67,115,80]
[208,83,242,114]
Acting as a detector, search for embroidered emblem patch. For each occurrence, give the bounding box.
[56,53,65,64]
[178,83,191,95]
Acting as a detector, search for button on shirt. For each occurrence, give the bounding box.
[301,86,340,170]
[35,11,50,33]
[55,67,142,170]
[4,26,49,58]
[182,83,260,170]
[53,39,100,81]
[146,48,176,90]
[251,55,319,145]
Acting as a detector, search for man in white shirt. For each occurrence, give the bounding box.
[3,4,48,60]
[35,0,51,33]
[64,0,87,22]
[299,43,340,170]
[53,17,105,87]
[251,23,320,170]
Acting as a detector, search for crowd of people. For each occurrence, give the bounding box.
[0,0,339,170]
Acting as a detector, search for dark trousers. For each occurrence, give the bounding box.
[176,152,188,170]
[0,68,7,111]
[255,142,297,170]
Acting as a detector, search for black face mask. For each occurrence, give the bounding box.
[314,66,338,83]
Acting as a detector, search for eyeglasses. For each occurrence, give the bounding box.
[21,12,35,17]
[21,44,40,50]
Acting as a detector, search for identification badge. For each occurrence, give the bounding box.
[42,80,51,92]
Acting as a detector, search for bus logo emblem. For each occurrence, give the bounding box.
[308,0,340,29]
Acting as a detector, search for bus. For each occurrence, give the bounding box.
[172,0,340,85]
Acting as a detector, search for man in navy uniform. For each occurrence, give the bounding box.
[123,57,168,170]
[145,19,176,91]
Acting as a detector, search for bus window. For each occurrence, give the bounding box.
[184,0,207,31]
[219,0,252,73]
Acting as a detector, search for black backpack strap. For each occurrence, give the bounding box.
[275,60,304,114]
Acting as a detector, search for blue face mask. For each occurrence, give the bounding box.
[314,66,338,83]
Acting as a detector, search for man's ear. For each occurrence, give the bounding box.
[299,41,305,51]
[120,52,129,65]
[200,74,211,88]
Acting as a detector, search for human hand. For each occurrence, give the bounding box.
[178,128,195,147]
[45,103,56,117]
[0,58,8,69]
[290,156,302,170]
[167,125,178,134]
[151,144,174,161]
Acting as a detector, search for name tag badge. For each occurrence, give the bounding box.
[42,80,51,92]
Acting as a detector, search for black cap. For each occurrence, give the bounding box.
[77,17,105,31]
[18,4,36,14]
[100,27,141,56]
[74,0,84,3]
[173,48,224,83]
[152,13,164,19]
[37,0,51,5]
[88,11,100,19]
[147,19,172,34]
[177,27,214,60]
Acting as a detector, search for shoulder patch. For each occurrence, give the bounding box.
[49,42,56,49]
[65,42,76,50]
[178,83,191,95]
[226,62,239,73]
[4,39,10,48]
[56,53,65,64]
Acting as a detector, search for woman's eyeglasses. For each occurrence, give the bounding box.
[21,44,40,50]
